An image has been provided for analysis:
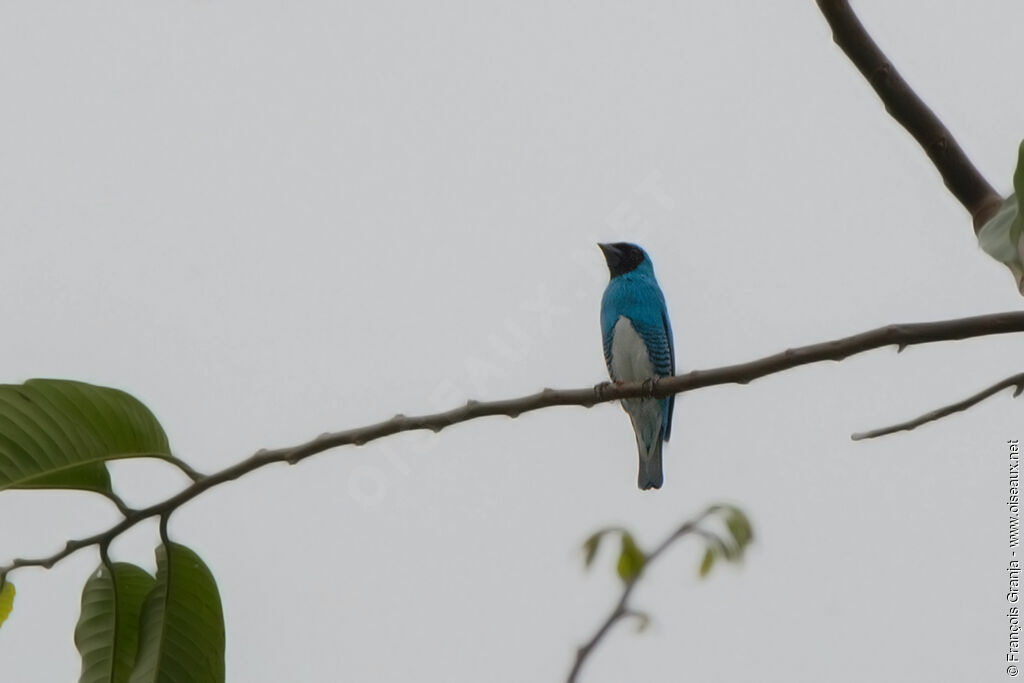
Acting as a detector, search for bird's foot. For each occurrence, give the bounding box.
[593,380,622,402]
[640,377,659,397]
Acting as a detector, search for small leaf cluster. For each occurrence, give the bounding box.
[697,505,754,579]
[74,545,224,683]
[581,504,755,585]
[583,528,647,583]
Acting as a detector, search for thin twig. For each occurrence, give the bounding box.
[100,489,136,517]
[159,514,171,545]
[852,372,1024,440]
[566,578,637,683]
[566,507,720,683]
[108,452,206,483]
[156,455,206,483]
[815,0,1004,230]
[2,311,1024,584]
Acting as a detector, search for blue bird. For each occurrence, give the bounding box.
[598,242,675,490]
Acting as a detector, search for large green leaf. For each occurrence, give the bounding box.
[0,581,14,629]
[979,195,1020,262]
[977,140,1024,295]
[75,563,156,683]
[977,194,1024,293]
[129,543,225,683]
[0,379,170,494]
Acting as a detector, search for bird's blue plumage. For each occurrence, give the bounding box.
[598,243,675,490]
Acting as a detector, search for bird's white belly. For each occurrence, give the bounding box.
[610,316,655,382]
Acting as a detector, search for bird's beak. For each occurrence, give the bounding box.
[598,242,621,269]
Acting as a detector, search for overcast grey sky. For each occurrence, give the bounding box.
[2,2,1023,681]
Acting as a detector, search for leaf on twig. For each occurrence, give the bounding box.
[698,547,715,578]
[75,563,155,683]
[616,532,646,583]
[978,140,1024,294]
[582,528,623,570]
[0,379,171,495]
[582,532,603,569]
[698,506,755,578]
[1012,140,1024,267]
[723,506,754,555]
[129,543,225,683]
[0,581,14,630]
[1015,140,1024,229]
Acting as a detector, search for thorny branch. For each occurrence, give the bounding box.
[816,0,1004,230]
[3,310,1024,585]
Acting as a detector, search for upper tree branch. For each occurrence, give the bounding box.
[3,310,1024,583]
[816,0,1004,230]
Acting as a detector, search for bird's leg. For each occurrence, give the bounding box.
[640,376,659,398]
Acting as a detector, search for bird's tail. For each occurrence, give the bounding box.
[637,431,664,490]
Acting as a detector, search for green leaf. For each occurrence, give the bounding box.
[0,581,14,629]
[75,563,155,683]
[723,506,754,554]
[977,195,1024,293]
[1014,140,1024,212]
[616,532,646,583]
[699,547,715,578]
[129,543,225,683]
[0,379,170,494]
[705,532,736,561]
[979,195,1021,263]
[1012,140,1024,249]
[582,528,620,569]
[582,533,602,569]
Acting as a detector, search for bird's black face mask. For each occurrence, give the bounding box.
[598,242,645,278]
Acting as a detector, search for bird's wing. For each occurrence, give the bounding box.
[628,308,675,440]
[602,330,615,375]
[631,317,672,376]
[661,307,675,441]
[599,294,619,375]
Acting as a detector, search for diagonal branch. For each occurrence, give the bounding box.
[567,507,721,683]
[852,371,1024,441]
[3,310,1024,584]
[815,0,1004,231]
[566,578,638,683]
